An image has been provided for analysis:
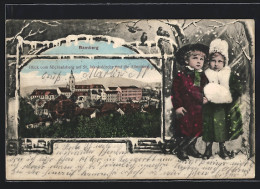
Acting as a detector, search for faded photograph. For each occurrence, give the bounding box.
[5,19,255,180]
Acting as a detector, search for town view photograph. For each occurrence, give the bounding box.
[19,41,162,139]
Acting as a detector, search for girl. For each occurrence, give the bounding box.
[202,38,243,160]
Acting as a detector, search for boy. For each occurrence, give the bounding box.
[171,43,209,161]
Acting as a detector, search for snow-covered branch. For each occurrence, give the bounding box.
[31,20,61,27]
[208,20,239,29]
[227,27,252,62]
[8,62,16,66]
[237,20,254,63]
[7,20,61,44]
[159,20,185,38]
[24,29,47,40]
[182,19,202,30]
[105,20,143,33]
[181,20,186,28]
[10,22,31,43]
[235,40,251,61]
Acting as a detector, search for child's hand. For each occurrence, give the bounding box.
[203,97,208,104]
[176,107,187,118]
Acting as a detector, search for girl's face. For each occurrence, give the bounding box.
[209,53,225,71]
[185,50,205,70]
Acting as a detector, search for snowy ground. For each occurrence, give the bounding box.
[6,143,255,180]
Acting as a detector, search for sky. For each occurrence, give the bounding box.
[21,40,161,87]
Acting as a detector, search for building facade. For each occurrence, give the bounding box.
[117,86,142,102]
[30,89,58,100]
[57,87,72,98]
[105,91,120,102]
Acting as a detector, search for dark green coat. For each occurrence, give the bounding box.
[202,72,243,142]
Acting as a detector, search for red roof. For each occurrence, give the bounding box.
[58,87,71,92]
[108,87,118,90]
[75,107,97,116]
[119,103,141,113]
[75,84,105,89]
[105,91,119,94]
[31,89,58,96]
[119,86,140,89]
[71,92,89,96]
[90,84,105,89]
[55,95,68,101]
[101,103,119,112]
[43,100,56,109]
[75,85,91,89]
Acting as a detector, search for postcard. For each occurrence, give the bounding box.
[5,19,255,180]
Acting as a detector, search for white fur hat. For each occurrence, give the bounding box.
[209,38,229,65]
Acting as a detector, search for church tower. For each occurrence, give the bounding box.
[69,70,75,93]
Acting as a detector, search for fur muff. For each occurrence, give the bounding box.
[204,66,232,104]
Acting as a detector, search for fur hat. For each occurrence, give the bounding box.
[175,43,209,65]
[209,38,229,65]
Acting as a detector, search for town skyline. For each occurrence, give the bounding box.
[22,70,161,133]
[21,74,161,97]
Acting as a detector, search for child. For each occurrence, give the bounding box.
[202,38,243,160]
[171,43,209,161]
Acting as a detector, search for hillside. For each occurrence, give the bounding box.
[21,77,161,97]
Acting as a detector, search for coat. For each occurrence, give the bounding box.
[171,67,208,137]
[202,67,243,142]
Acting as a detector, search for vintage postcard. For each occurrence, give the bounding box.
[5,19,255,180]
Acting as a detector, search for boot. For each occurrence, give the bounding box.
[202,142,213,160]
[176,137,189,161]
[186,137,203,158]
[176,149,189,161]
[170,137,182,155]
[222,143,235,159]
[219,142,230,160]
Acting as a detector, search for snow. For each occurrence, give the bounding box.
[52,39,61,47]
[165,96,173,114]
[239,93,251,137]
[16,36,24,52]
[43,41,51,48]
[145,40,153,53]
[169,20,185,37]
[155,137,163,144]
[30,41,37,49]
[88,55,94,59]
[85,35,94,45]
[66,35,78,46]
[244,20,255,44]
[14,34,172,56]
[129,138,139,147]
[106,36,112,44]
[112,37,125,48]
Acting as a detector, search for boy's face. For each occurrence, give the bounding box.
[209,53,225,71]
[185,50,205,70]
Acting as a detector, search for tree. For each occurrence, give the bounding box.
[18,97,39,137]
